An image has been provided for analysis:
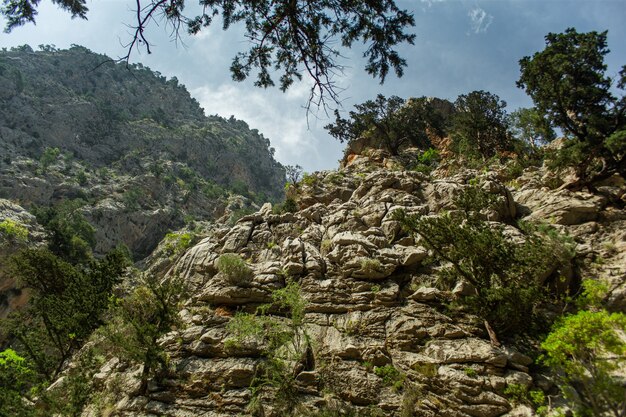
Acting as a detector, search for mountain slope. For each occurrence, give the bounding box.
[0,45,285,257]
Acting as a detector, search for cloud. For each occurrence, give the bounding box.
[190,82,341,172]
[468,7,493,34]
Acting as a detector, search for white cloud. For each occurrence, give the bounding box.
[468,7,493,34]
[190,83,342,172]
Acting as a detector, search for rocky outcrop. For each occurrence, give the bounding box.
[78,150,626,417]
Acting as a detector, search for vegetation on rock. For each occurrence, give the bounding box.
[518,28,626,186]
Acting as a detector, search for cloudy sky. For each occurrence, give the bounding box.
[1,0,625,172]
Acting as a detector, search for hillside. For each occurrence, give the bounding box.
[0,44,285,257]
[69,149,624,416]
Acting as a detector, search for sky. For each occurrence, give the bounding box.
[1,0,625,172]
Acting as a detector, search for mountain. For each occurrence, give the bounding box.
[0,44,285,258]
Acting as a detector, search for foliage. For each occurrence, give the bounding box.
[0,218,28,243]
[301,173,318,187]
[2,1,415,106]
[541,310,626,417]
[285,165,303,186]
[100,273,186,394]
[272,197,298,215]
[33,199,95,264]
[450,90,511,159]
[517,28,626,184]
[227,280,309,414]
[40,347,105,417]
[0,349,34,417]
[360,258,383,275]
[1,0,87,31]
[576,278,608,309]
[122,187,143,211]
[509,107,556,149]
[217,253,253,286]
[4,247,130,380]
[395,186,570,336]
[325,95,446,155]
[163,232,194,258]
[373,365,405,391]
[39,147,60,172]
[411,147,440,174]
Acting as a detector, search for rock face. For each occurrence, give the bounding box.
[0,46,285,258]
[79,150,626,417]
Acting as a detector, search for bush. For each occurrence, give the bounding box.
[217,253,253,286]
[33,199,96,264]
[226,280,309,414]
[450,91,511,160]
[373,365,405,391]
[541,310,626,417]
[100,274,186,394]
[39,147,60,172]
[5,247,130,380]
[0,219,28,243]
[0,349,34,417]
[163,232,194,258]
[395,186,569,337]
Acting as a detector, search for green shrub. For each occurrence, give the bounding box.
[39,147,60,172]
[412,147,440,174]
[301,173,317,187]
[5,247,129,380]
[395,186,569,337]
[540,310,626,417]
[226,280,309,414]
[0,219,28,243]
[33,199,96,264]
[75,169,88,186]
[373,365,405,391]
[100,274,186,394]
[360,258,382,274]
[163,232,194,258]
[0,349,35,417]
[217,253,253,286]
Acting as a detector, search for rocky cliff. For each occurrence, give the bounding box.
[0,45,285,258]
[81,149,625,416]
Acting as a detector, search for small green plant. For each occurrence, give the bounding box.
[39,146,60,172]
[122,187,142,211]
[412,147,440,174]
[217,253,253,286]
[463,367,477,378]
[226,280,309,414]
[0,219,28,243]
[373,365,405,392]
[75,169,88,186]
[504,383,529,405]
[0,348,35,416]
[301,173,317,187]
[360,258,382,274]
[576,278,608,309]
[320,239,332,254]
[370,284,381,294]
[163,232,194,258]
